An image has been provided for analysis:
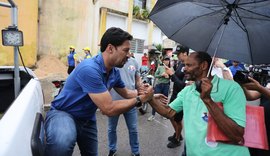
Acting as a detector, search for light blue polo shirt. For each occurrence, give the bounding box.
[52,53,125,120]
[169,75,250,156]
[110,58,140,100]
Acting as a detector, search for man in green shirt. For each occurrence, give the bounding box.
[148,52,250,156]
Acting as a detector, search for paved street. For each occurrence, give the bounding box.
[72,109,184,156]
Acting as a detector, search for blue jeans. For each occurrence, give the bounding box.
[108,107,139,155]
[152,83,170,116]
[44,109,98,156]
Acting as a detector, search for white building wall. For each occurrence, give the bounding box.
[131,20,148,45]
[99,0,129,13]
[153,26,162,45]
[106,13,127,31]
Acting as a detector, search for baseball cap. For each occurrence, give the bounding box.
[83,47,90,51]
[173,45,189,54]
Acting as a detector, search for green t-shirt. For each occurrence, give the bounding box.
[169,75,250,156]
[154,66,171,84]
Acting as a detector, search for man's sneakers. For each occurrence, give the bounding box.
[147,115,155,121]
[132,153,140,156]
[168,133,176,141]
[168,133,183,142]
[108,150,117,156]
[167,137,181,148]
[167,133,183,148]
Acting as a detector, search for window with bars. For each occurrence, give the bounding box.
[130,38,145,53]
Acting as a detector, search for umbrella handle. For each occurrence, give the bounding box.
[207,24,227,77]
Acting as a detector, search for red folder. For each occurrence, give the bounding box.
[207,103,269,150]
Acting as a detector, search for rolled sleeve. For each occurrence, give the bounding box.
[169,89,185,113]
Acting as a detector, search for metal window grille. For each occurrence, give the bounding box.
[130,38,144,53]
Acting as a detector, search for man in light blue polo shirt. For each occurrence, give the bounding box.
[44,27,154,156]
[107,55,141,156]
[148,52,250,156]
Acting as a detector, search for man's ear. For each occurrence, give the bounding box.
[200,61,209,71]
[105,44,113,54]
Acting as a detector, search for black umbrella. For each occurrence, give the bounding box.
[149,0,270,65]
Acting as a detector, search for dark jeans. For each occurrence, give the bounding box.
[44,109,98,156]
[67,66,75,74]
[152,83,170,116]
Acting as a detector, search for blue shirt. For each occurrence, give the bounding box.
[67,51,76,66]
[51,53,125,120]
[229,65,243,76]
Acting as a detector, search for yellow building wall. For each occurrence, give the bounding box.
[0,0,38,67]
[38,0,95,61]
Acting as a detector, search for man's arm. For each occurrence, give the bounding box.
[200,78,245,143]
[114,87,138,99]
[214,59,233,80]
[74,54,80,67]
[149,94,176,119]
[242,77,270,101]
[89,87,153,117]
[242,87,261,101]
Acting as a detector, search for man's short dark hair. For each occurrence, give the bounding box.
[193,51,212,70]
[100,27,133,52]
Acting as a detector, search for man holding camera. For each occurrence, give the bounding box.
[148,51,250,156]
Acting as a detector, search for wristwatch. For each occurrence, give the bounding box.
[135,96,142,107]
[222,67,230,71]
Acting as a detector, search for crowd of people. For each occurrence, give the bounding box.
[45,27,269,156]
[67,46,93,74]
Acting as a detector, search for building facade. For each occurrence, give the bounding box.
[0,0,165,66]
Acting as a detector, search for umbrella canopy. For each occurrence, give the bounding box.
[149,0,270,64]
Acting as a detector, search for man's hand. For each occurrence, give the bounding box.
[152,94,168,105]
[165,66,174,76]
[137,83,147,95]
[200,78,212,102]
[242,77,262,91]
[161,72,169,78]
[139,84,154,103]
[214,58,226,68]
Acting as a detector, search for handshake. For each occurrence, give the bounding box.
[137,83,154,103]
[136,83,168,107]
